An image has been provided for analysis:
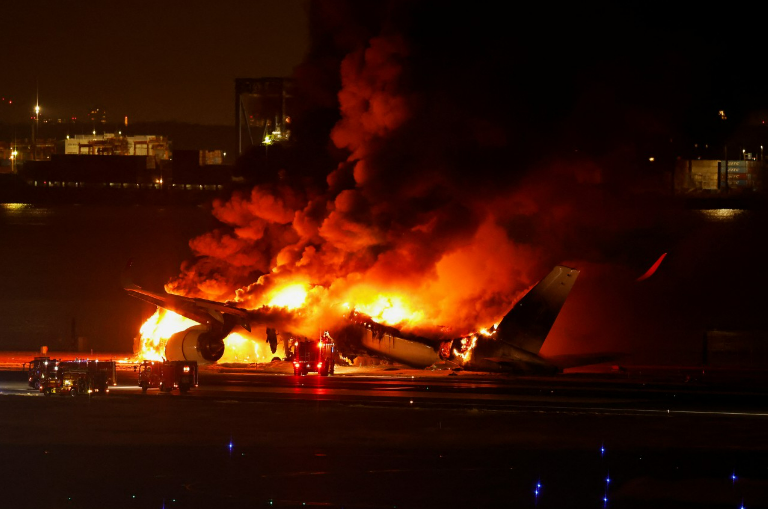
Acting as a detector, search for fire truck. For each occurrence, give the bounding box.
[28,356,59,390]
[37,359,115,396]
[29,357,116,395]
[137,360,198,393]
[292,332,336,376]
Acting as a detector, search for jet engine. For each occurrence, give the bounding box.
[165,325,226,365]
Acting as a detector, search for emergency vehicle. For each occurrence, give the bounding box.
[27,356,59,390]
[137,360,198,393]
[293,332,336,376]
[29,357,115,395]
[59,359,116,394]
[41,368,89,396]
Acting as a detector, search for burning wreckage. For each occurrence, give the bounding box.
[125,263,598,375]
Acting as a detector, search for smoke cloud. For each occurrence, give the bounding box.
[165,2,740,361]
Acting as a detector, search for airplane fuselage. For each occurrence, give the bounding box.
[335,319,560,374]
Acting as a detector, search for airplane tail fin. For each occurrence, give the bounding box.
[495,265,579,355]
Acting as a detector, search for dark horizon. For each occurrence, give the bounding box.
[1,3,766,140]
[0,1,309,125]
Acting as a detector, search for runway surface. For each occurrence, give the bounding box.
[1,362,768,509]
[5,361,768,415]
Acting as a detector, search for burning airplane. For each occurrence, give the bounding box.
[126,263,588,374]
[333,265,579,373]
[122,14,636,372]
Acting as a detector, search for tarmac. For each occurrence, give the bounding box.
[1,352,768,508]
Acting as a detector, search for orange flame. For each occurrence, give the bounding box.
[136,309,286,364]
[453,334,478,363]
[267,283,308,310]
[343,291,424,328]
[136,309,198,361]
[362,295,423,326]
[218,333,259,363]
[452,325,495,364]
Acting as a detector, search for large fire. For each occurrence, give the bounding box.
[352,295,424,328]
[137,309,196,361]
[134,279,485,365]
[130,17,603,367]
[135,309,284,364]
[267,283,308,309]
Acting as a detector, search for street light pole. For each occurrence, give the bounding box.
[33,103,40,161]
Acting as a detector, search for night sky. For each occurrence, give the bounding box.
[0,2,765,138]
[0,1,309,125]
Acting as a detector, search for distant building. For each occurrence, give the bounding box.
[235,77,294,155]
[675,159,765,193]
[0,139,57,163]
[172,149,230,186]
[88,107,107,124]
[64,134,169,160]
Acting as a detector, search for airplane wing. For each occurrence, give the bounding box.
[122,260,252,332]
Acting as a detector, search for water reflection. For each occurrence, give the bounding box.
[1,203,33,211]
[696,208,747,222]
[0,203,53,225]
